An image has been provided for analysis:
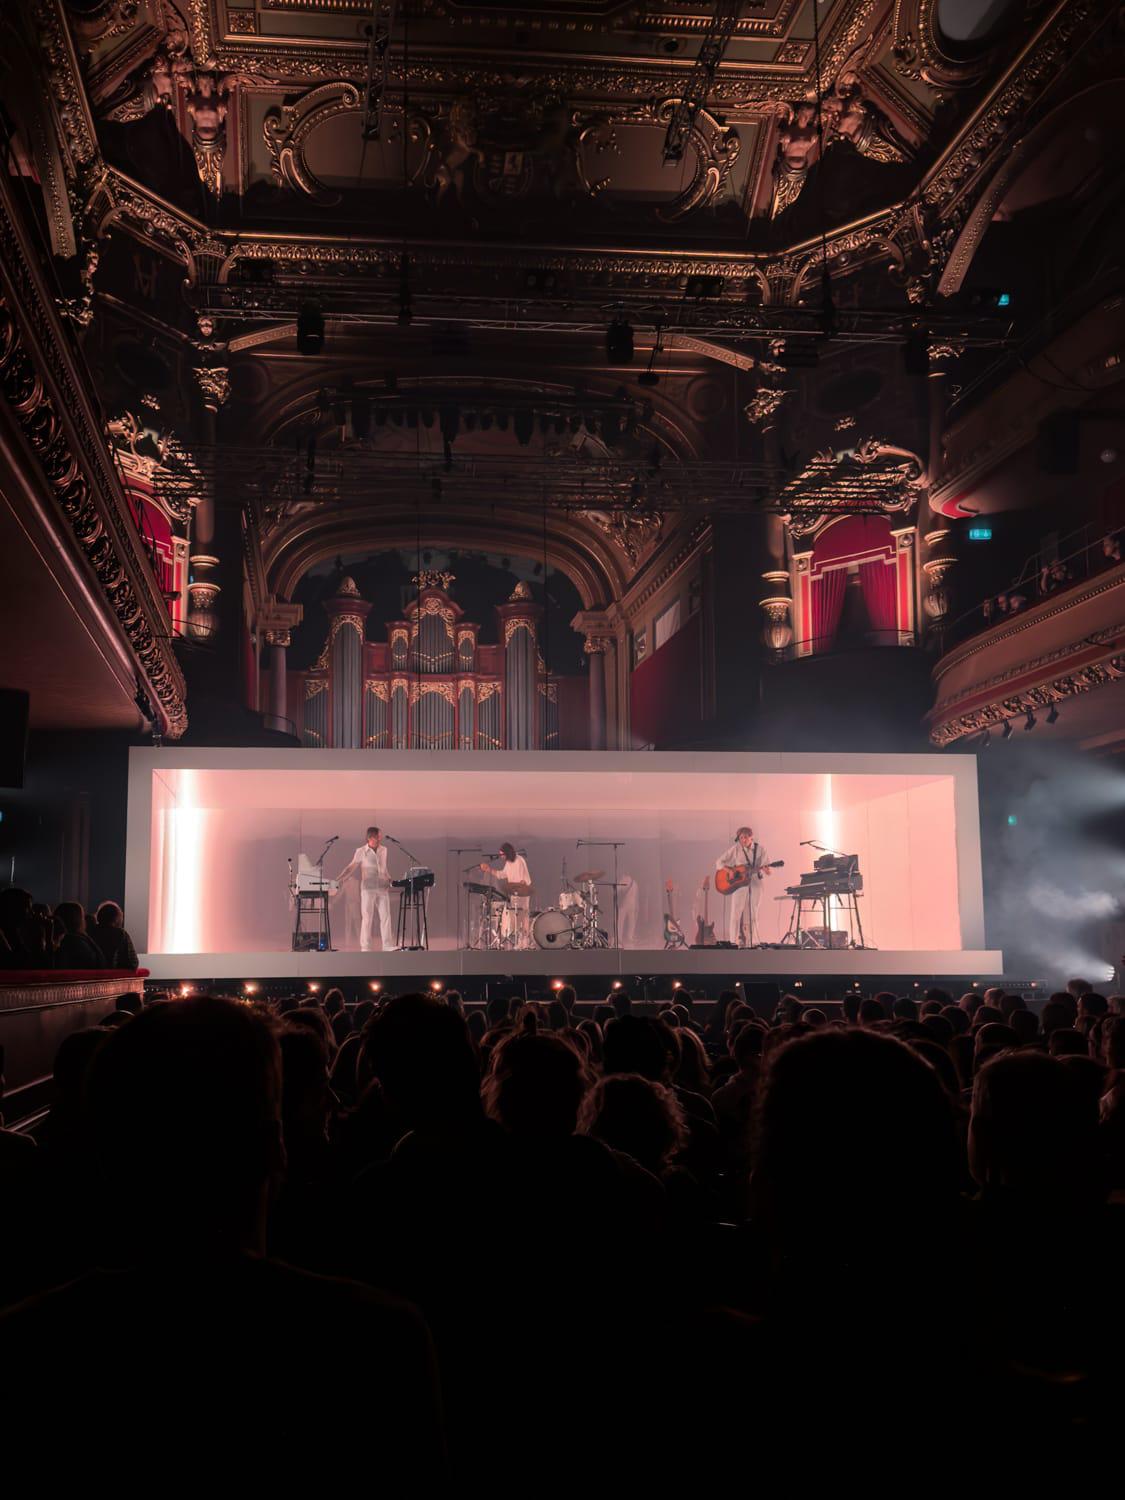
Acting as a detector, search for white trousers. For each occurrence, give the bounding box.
[360,885,395,951]
[728,882,761,946]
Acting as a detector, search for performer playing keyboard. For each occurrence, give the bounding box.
[338,826,397,952]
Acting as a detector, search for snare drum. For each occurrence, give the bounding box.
[532,908,575,949]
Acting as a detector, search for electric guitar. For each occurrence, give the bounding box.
[663,879,688,949]
[695,876,716,946]
[714,860,785,896]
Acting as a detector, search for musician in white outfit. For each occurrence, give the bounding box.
[480,842,532,949]
[338,826,396,952]
[716,826,772,948]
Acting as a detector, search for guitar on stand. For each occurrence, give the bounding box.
[694,875,716,947]
[663,880,688,950]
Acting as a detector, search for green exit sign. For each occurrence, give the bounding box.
[968,525,993,541]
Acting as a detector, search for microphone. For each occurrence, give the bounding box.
[384,834,400,844]
[327,835,339,844]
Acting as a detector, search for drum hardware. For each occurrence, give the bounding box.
[533,908,576,949]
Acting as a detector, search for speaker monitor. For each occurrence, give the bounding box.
[0,690,29,788]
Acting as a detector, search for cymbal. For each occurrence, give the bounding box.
[574,869,604,883]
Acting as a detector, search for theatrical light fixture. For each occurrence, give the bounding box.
[612,980,623,990]
[308,981,321,993]
[296,300,325,355]
[179,984,193,997]
[1002,721,1014,740]
[1047,704,1059,724]
[606,316,634,364]
[672,980,682,990]
[243,982,259,995]
[551,980,564,990]
[1024,709,1036,731]
[430,980,443,992]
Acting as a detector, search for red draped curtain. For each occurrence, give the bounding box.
[858,558,898,640]
[811,568,847,652]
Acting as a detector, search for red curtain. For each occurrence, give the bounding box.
[859,558,898,639]
[811,568,847,652]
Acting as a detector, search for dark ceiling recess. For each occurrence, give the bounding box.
[817,369,883,414]
[113,342,171,391]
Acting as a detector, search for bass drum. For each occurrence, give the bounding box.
[533,908,575,949]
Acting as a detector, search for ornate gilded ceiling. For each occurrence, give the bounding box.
[35,0,1108,325]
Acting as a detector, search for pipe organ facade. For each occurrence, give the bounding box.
[295,575,566,750]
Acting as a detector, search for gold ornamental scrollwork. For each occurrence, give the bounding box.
[504,617,536,646]
[477,681,501,702]
[365,679,390,701]
[304,676,327,700]
[314,612,366,671]
[419,681,456,706]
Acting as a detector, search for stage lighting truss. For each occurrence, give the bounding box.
[152,441,931,521]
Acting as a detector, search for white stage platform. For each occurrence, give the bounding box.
[140,947,1006,982]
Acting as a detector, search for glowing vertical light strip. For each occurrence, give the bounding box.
[166,768,203,953]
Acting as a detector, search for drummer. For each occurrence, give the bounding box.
[480,842,533,949]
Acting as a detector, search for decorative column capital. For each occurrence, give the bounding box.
[193,364,230,412]
[264,628,291,649]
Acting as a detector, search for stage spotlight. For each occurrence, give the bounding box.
[612,980,623,990]
[606,316,634,364]
[1002,720,1014,740]
[672,980,682,990]
[243,981,259,995]
[1024,709,1036,731]
[430,980,443,992]
[551,979,564,990]
[297,301,325,355]
[369,981,382,993]
[179,983,193,997]
[308,981,321,994]
[1047,704,1059,724]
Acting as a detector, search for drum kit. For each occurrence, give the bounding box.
[464,868,612,950]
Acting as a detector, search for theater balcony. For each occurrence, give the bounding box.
[928,557,1125,752]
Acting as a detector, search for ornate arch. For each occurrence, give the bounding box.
[265,503,629,609]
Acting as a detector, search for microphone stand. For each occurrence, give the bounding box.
[451,845,482,951]
[577,838,625,949]
[313,836,338,951]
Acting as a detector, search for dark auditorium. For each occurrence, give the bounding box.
[1,0,1123,1484]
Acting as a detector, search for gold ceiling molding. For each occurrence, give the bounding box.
[781,437,927,540]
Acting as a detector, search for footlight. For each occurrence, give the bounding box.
[307,981,321,994]
[243,981,259,996]
[369,980,382,993]
[430,979,443,992]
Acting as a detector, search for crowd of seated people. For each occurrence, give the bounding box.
[0,887,138,970]
[1,977,1122,1484]
[980,529,1124,628]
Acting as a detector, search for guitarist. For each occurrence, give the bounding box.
[716,826,772,948]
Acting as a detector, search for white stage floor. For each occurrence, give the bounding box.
[140,947,1005,982]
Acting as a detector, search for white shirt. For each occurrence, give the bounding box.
[352,843,390,890]
[498,855,531,890]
